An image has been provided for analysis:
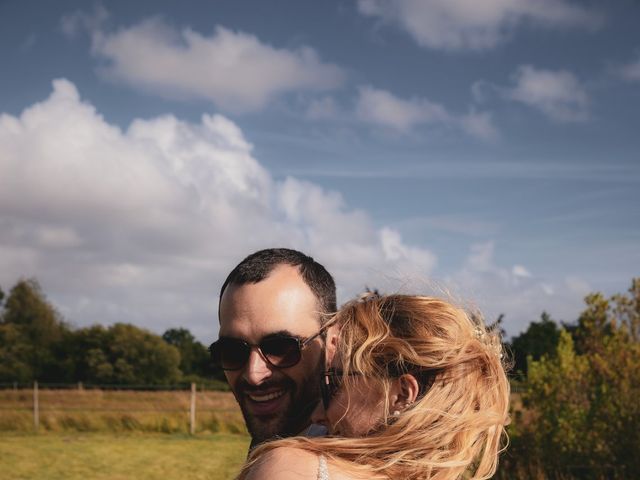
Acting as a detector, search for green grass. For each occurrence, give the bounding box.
[0,432,250,480]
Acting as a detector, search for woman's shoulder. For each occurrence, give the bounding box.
[245,446,322,479]
[245,446,364,480]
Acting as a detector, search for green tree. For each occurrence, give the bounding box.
[0,279,69,381]
[73,324,182,385]
[510,311,561,375]
[162,328,205,376]
[0,323,33,382]
[506,279,640,479]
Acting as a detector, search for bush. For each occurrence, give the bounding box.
[499,279,640,479]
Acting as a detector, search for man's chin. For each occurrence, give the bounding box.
[241,392,292,442]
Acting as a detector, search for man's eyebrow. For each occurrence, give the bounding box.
[263,330,299,338]
[217,330,299,341]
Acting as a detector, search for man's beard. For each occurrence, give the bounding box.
[237,355,323,445]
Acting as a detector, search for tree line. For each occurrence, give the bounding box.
[0,279,225,386]
[499,278,640,479]
[1,276,638,476]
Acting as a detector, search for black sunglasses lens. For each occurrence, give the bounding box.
[212,338,250,370]
[260,336,301,368]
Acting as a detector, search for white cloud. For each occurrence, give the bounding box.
[61,12,344,112]
[512,264,532,278]
[0,79,436,339]
[619,52,640,82]
[459,110,500,141]
[357,0,602,51]
[356,85,450,131]
[355,85,498,140]
[505,65,590,122]
[380,227,437,273]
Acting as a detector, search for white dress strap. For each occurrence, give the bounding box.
[317,455,330,480]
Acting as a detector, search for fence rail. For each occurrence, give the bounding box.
[0,382,245,435]
[0,381,226,391]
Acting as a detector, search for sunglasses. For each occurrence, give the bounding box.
[209,330,325,371]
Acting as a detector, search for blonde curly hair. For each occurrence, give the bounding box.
[239,294,510,480]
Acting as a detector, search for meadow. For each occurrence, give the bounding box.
[0,387,249,479]
[0,433,249,480]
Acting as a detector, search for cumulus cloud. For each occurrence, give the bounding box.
[357,0,603,51]
[355,85,498,140]
[504,65,590,122]
[0,79,436,339]
[61,11,344,112]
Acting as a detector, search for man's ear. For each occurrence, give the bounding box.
[390,374,419,411]
[324,324,339,368]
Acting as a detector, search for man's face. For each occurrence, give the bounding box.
[218,264,325,444]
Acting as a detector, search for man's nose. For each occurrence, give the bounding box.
[243,348,273,385]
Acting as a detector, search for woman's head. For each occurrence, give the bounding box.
[245,293,510,480]
[314,294,508,440]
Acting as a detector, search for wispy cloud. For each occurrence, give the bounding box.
[396,215,500,237]
[305,96,342,120]
[619,51,640,82]
[357,0,603,51]
[355,85,499,140]
[356,85,449,131]
[61,9,344,113]
[448,242,590,334]
[504,65,590,122]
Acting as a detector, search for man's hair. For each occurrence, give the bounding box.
[219,248,337,321]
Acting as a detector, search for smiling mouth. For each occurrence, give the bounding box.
[247,389,286,403]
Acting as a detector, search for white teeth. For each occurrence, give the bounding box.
[248,390,285,402]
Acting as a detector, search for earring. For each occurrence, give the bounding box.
[392,410,400,417]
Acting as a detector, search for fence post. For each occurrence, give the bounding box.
[33,381,39,432]
[189,383,196,435]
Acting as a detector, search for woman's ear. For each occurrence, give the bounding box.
[390,374,419,412]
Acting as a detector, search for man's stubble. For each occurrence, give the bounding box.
[238,352,324,445]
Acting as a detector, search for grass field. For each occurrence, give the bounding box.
[0,388,547,479]
[0,432,250,480]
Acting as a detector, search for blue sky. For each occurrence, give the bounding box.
[1,0,638,341]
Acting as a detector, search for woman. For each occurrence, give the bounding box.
[239,293,510,480]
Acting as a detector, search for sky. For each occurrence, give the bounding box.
[1,0,639,342]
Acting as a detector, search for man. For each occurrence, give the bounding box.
[212,248,336,448]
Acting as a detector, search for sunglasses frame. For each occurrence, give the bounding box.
[209,329,325,371]
[320,368,361,410]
